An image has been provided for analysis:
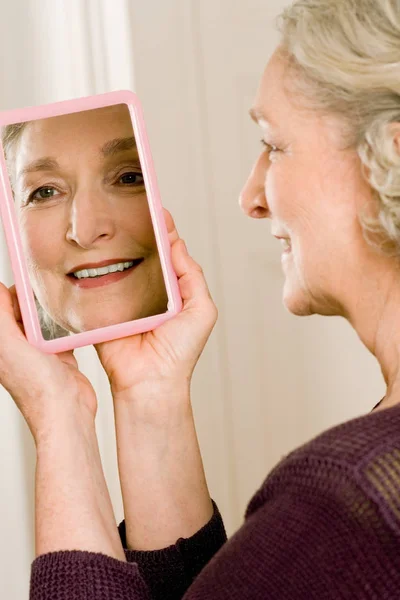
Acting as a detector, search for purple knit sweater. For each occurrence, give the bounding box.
[30,399,400,599]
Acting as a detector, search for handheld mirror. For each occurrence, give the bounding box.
[0,91,182,353]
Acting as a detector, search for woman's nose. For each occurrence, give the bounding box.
[239,152,271,219]
[66,189,117,248]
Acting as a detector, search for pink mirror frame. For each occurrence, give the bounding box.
[0,91,182,353]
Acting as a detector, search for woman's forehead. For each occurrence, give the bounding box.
[24,104,132,143]
[253,56,337,142]
[14,105,135,166]
[252,53,300,132]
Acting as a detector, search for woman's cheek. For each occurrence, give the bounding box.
[20,213,59,275]
[123,196,158,249]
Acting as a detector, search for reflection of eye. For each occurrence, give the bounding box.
[28,186,60,203]
[117,172,145,186]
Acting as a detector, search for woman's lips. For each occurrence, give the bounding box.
[275,237,292,254]
[66,259,144,289]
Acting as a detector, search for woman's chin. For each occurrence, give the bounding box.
[282,280,313,317]
[66,309,162,333]
[81,316,139,331]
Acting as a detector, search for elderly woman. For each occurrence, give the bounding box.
[2,0,400,598]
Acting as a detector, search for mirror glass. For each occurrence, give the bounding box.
[1,104,168,340]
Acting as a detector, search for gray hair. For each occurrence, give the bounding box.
[2,122,71,339]
[276,0,400,254]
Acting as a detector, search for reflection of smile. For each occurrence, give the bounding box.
[66,257,144,289]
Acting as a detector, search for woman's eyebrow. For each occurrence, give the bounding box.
[18,157,59,180]
[101,136,138,157]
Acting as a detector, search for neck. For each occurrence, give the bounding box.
[344,254,400,410]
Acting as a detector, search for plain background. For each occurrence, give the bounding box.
[0,1,385,597]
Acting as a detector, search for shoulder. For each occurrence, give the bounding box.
[246,402,400,536]
[188,406,400,599]
[294,401,400,467]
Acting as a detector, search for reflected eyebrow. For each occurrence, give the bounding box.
[18,158,59,179]
[17,136,139,181]
[101,136,138,156]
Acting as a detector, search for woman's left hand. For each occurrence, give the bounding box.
[93,209,217,549]
[93,208,217,402]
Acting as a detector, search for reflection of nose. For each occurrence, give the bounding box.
[66,189,116,248]
[239,152,271,219]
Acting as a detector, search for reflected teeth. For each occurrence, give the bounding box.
[73,261,135,279]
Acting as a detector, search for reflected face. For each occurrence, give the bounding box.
[240,49,375,317]
[9,104,168,334]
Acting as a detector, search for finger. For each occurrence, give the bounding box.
[159,240,218,352]
[163,208,180,245]
[163,211,214,310]
[7,285,28,336]
[8,285,22,323]
[171,238,214,307]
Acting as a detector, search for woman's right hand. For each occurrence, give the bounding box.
[0,282,98,445]
[0,283,127,560]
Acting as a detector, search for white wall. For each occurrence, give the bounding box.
[129,0,385,522]
[0,1,385,598]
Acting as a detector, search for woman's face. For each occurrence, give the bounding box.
[10,104,168,334]
[240,49,376,317]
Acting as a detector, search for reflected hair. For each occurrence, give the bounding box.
[2,122,71,339]
[275,0,400,254]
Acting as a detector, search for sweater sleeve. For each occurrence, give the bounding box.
[118,500,228,600]
[29,501,227,600]
[30,550,152,600]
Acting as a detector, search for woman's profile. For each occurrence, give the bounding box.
[2,103,168,339]
[1,0,400,598]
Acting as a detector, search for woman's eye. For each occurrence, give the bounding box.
[117,172,145,185]
[29,186,60,203]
